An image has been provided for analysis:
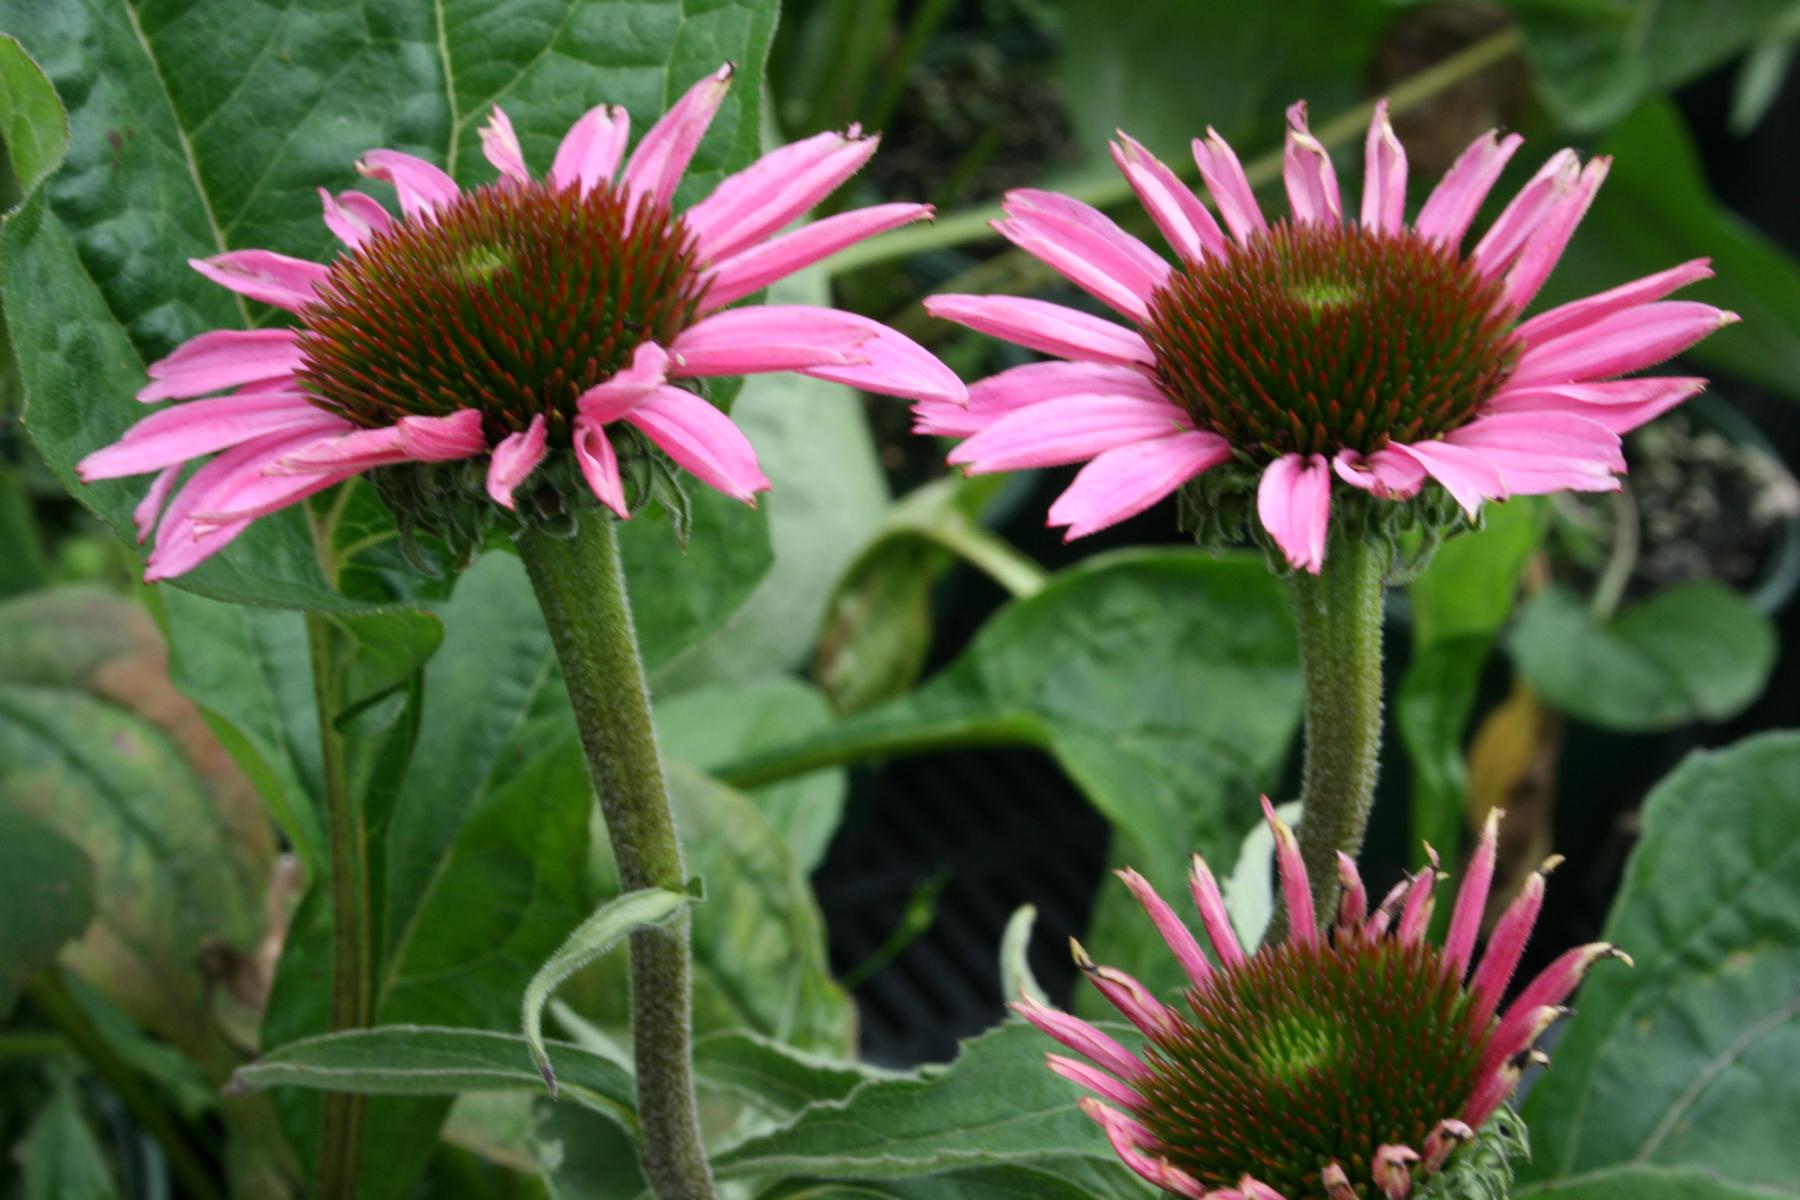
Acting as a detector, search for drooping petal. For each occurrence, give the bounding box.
[1445,412,1623,495]
[318,188,394,250]
[1046,1054,1143,1108]
[623,386,771,503]
[1508,302,1739,388]
[1412,131,1523,249]
[190,250,330,313]
[788,308,969,405]
[1189,852,1246,969]
[1384,440,1506,518]
[578,342,673,423]
[1115,867,1213,990]
[700,203,933,310]
[1361,99,1407,234]
[1502,156,1611,310]
[137,329,305,403]
[1012,996,1150,1082]
[79,392,328,480]
[133,465,182,543]
[685,127,880,262]
[1470,150,1579,278]
[1483,377,1707,435]
[923,295,1155,367]
[572,416,630,518]
[485,413,549,508]
[1193,127,1267,244]
[1514,259,1713,347]
[355,148,459,223]
[1443,808,1501,981]
[476,108,529,183]
[1072,939,1181,1038]
[1080,1100,1213,1200]
[1283,101,1341,226]
[1262,796,1317,945]
[1256,453,1331,573]
[394,409,489,460]
[550,104,630,195]
[273,425,409,473]
[1046,431,1234,539]
[996,189,1172,321]
[948,394,1191,473]
[1112,131,1227,262]
[621,63,734,214]
[1332,446,1427,501]
[668,307,873,377]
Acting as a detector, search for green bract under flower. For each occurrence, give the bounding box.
[1144,223,1522,461]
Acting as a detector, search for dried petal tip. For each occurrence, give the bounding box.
[1321,1162,1356,1200]
[1374,1145,1421,1200]
[1424,1118,1475,1171]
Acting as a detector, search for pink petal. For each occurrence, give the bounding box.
[485,413,548,508]
[996,189,1172,321]
[190,250,329,313]
[1508,301,1739,388]
[1514,259,1713,348]
[948,394,1190,472]
[1081,1099,1212,1200]
[550,104,630,195]
[1193,128,1267,244]
[1074,943,1181,1039]
[1385,440,1506,518]
[318,188,393,251]
[133,465,182,543]
[922,295,1154,367]
[1479,1003,1569,1086]
[1502,157,1611,310]
[1237,1177,1288,1200]
[579,342,673,423]
[1263,795,1316,945]
[138,329,304,403]
[355,148,459,223]
[395,409,489,460]
[1012,997,1149,1082]
[1112,131,1226,262]
[668,307,873,377]
[1424,1120,1476,1173]
[1470,150,1579,279]
[1189,852,1245,969]
[1443,808,1500,981]
[1374,1145,1420,1200]
[788,308,968,405]
[80,392,328,480]
[1412,131,1523,249]
[700,203,933,311]
[1484,377,1707,435]
[1046,431,1233,539]
[1361,99,1407,234]
[1467,866,1549,1027]
[479,107,530,182]
[971,361,1166,411]
[622,63,734,214]
[1496,941,1630,1040]
[274,425,409,473]
[1335,852,1368,931]
[1282,101,1341,226]
[1046,1054,1142,1109]
[685,127,879,262]
[911,397,985,438]
[623,386,770,503]
[1448,411,1625,471]
[1256,453,1331,573]
[1115,867,1213,990]
[1396,854,1440,946]
[1332,446,1426,500]
[573,416,630,518]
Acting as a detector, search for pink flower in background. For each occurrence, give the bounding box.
[80,64,963,581]
[1019,802,1627,1199]
[922,101,1738,571]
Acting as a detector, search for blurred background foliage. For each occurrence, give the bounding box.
[1,1,1797,1197]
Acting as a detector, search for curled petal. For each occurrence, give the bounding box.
[572,417,629,518]
[318,188,393,250]
[1193,127,1267,244]
[622,63,734,214]
[1413,131,1522,248]
[485,413,549,509]
[356,148,459,223]
[138,329,304,403]
[701,203,933,310]
[1321,1163,1356,1200]
[1444,808,1501,981]
[1045,431,1233,540]
[686,127,880,262]
[190,250,329,312]
[1283,101,1340,226]
[1499,942,1632,1036]
[624,386,770,503]
[1256,453,1331,573]
[924,294,1155,367]
[1423,1119,1475,1172]
[1114,868,1212,990]
[479,107,530,182]
[395,409,488,461]
[551,104,630,195]
[948,394,1192,473]
[1361,99,1407,234]
[1112,131,1226,261]
[1333,446,1426,500]
[579,342,673,424]
[669,307,873,377]
[1373,1145,1421,1200]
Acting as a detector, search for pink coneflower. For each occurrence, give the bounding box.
[921,101,1737,570]
[79,65,963,581]
[1019,802,1628,1199]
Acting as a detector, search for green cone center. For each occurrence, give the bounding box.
[1132,937,1489,1199]
[298,180,706,445]
[1142,222,1522,460]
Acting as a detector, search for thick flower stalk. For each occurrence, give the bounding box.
[1021,803,1628,1200]
[79,63,963,577]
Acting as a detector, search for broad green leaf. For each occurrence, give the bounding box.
[22,1073,117,1200]
[522,886,695,1094]
[712,1020,1113,1180]
[1520,733,1800,1190]
[657,676,847,871]
[0,34,65,207]
[1513,0,1795,131]
[1509,582,1776,732]
[1518,1166,1794,1200]
[1,0,777,610]
[533,1103,648,1200]
[0,806,93,1017]
[694,1030,896,1115]
[1538,100,1800,403]
[1399,500,1545,851]
[234,1025,635,1118]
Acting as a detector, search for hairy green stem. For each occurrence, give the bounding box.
[1276,535,1387,941]
[306,612,370,1200]
[516,514,715,1200]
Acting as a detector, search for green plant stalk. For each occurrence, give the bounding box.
[717,711,1040,789]
[306,611,370,1200]
[1277,534,1386,940]
[515,513,715,1200]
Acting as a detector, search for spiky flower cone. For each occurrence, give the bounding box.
[1018,803,1629,1199]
